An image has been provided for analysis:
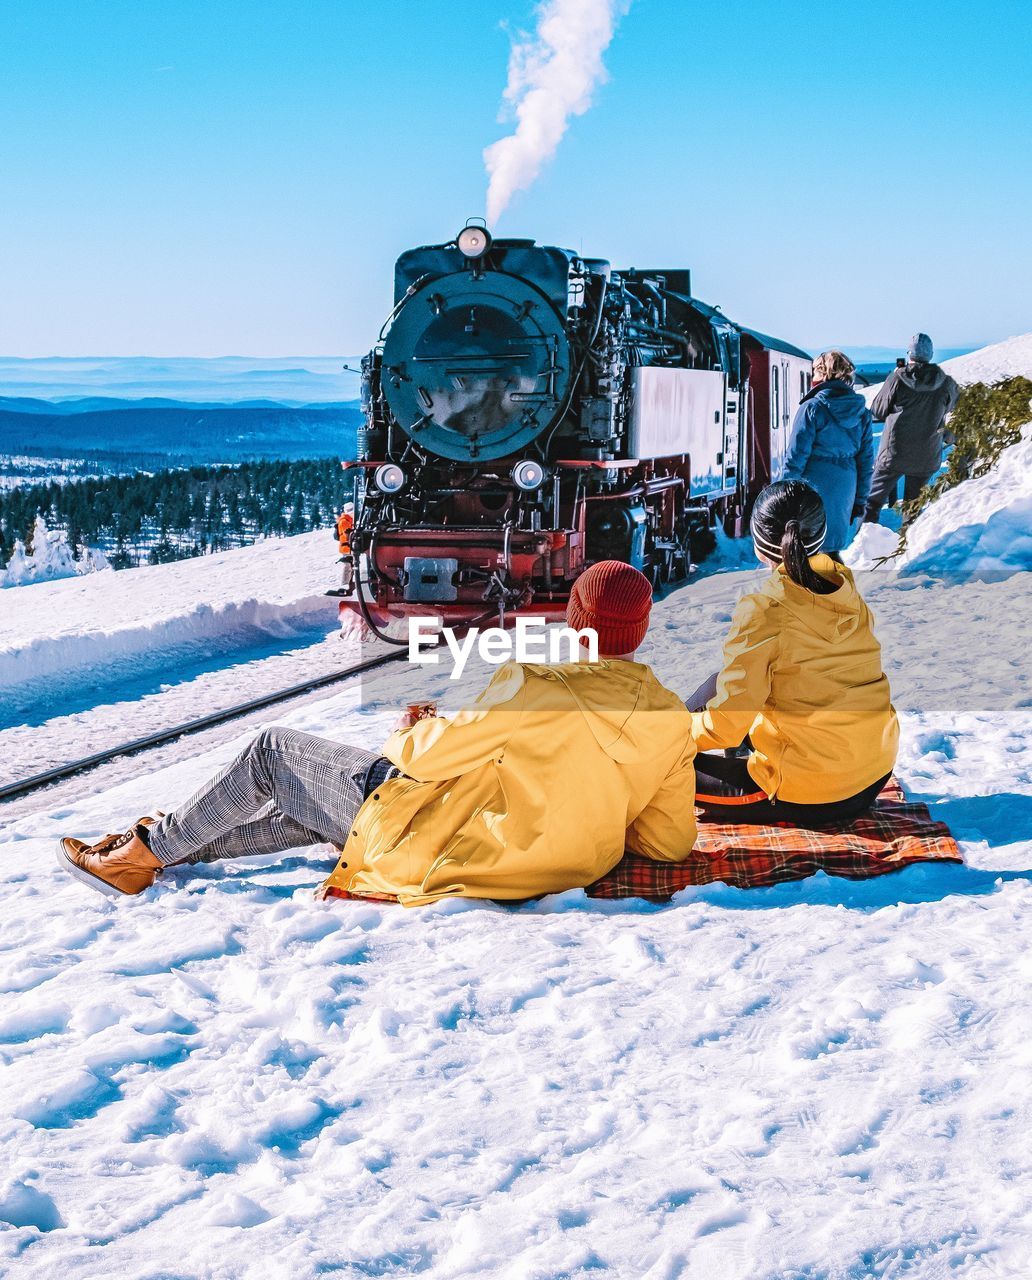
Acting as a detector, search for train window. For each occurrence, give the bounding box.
[800,371,806,398]
[772,366,780,429]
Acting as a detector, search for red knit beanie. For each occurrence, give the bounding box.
[566,560,653,656]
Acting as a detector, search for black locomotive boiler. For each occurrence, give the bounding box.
[337,222,811,631]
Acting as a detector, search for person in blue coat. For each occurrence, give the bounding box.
[781,349,874,556]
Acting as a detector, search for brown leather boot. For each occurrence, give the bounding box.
[56,818,163,897]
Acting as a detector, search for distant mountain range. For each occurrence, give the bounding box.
[839,345,975,365]
[0,356,361,404]
[0,358,364,468]
[0,401,360,468]
[0,395,357,415]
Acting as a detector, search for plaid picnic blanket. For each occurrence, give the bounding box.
[324,779,961,906]
[587,778,962,902]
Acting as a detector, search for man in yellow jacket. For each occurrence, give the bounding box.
[57,562,699,905]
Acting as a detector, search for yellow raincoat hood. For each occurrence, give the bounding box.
[324,659,698,906]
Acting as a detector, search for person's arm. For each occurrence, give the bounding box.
[869,371,899,423]
[855,408,875,512]
[781,403,815,480]
[938,375,961,444]
[383,663,525,782]
[689,596,779,751]
[625,738,698,862]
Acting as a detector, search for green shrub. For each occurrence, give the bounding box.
[895,375,1032,551]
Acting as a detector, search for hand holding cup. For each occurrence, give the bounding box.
[395,702,438,731]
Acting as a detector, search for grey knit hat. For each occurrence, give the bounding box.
[908,333,933,363]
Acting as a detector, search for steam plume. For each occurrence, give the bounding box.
[484,0,630,224]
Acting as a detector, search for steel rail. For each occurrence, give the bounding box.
[0,647,410,804]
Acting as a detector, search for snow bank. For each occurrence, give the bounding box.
[840,519,900,569]
[942,332,1032,386]
[2,456,1032,1273]
[845,427,1032,575]
[0,516,110,589]
[0,531,337,694]
[901,428,1032,575]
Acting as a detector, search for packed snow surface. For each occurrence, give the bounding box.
[2,486,1032,1275]
[4,353,1032,1273]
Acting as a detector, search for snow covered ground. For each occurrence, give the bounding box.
[0,532,349,786]
[942,332,1032,385]
[0,531,334,680]
[2,462,1032,1275]
[851,332,1032,572]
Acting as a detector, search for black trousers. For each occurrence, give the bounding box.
[864,459,932,520]
[693,752,890,827]
[686,672,889,827]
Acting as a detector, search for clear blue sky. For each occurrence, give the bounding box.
[1,0,1029,357]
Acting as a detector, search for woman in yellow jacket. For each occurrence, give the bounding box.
[688,480,899,824]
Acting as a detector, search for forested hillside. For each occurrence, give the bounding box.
[0,458,352,570]
[0,403,360,466]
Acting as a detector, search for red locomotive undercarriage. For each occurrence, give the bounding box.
[343,456,698,629]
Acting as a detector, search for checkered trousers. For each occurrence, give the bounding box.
[150,726,394,866]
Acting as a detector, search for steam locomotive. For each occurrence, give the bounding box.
[336,222,811,633]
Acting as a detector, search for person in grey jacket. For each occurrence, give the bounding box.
[782,349,873,557]
[864,333,960,522]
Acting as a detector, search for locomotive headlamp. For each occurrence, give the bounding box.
[457,224,492,259]
[373,463,406,494]
[511,459,547,492]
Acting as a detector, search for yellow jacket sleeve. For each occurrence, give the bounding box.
[690,596,779,752]
[625,738,698,862]
[383,663,526,782]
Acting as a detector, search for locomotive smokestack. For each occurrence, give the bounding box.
[484,0,631,224]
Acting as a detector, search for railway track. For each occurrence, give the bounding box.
[0,647,410,804]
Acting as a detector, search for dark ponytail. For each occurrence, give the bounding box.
[751,481,838,595]
[781,517,836,594]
